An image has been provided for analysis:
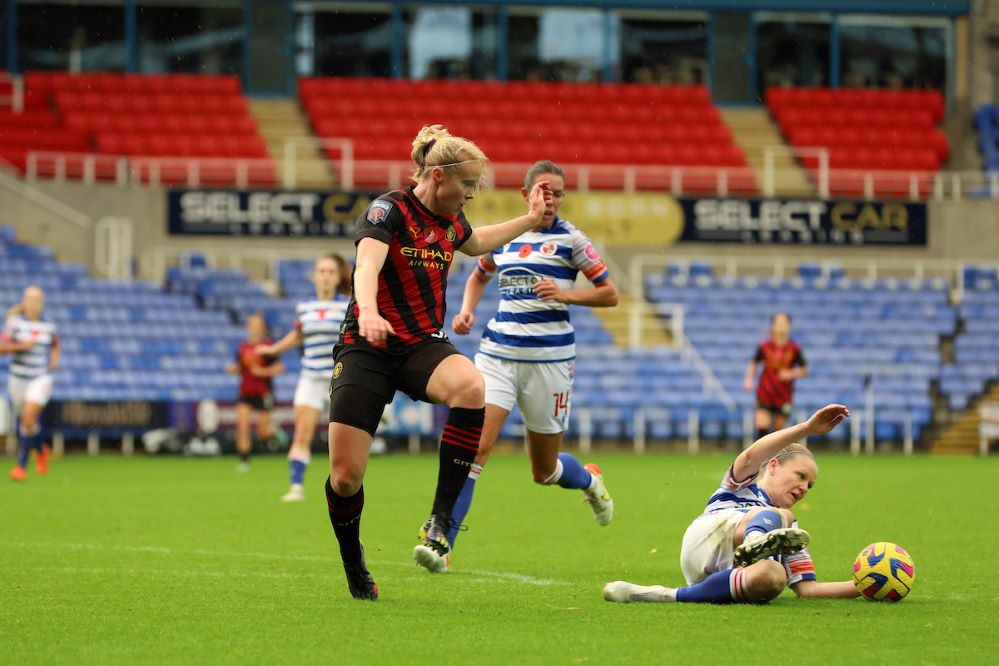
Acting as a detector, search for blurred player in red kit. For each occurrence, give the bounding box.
[743,312,808,438]
[227,313,284,471]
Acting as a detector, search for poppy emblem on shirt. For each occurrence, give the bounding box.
[446,226,456,242]
[584,243,600,261]
[518,245,533,258]
[333,362,343,379]
[425,229,438,243]
[540,242,557,256]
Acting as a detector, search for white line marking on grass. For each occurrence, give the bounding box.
[12,541,569,588]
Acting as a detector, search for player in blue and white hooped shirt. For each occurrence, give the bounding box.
[447,161,619,561]
[1,286,60,482]
[604,404,862,604]
[258,253,350,502]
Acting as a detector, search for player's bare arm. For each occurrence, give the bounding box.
[459,182,552,256]
[0,338,34,354]
[257,328,303,356]
[732,404,849,480]
[354,237,395,346]
[533,277,618,307]
[791,579,861,599]
[250,360,284,378]
[452,269,491,335]
[48,342,60,372]
[743,360,758,391]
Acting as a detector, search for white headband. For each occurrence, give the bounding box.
[772,448,814,462]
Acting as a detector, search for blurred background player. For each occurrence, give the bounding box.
[324,124,552,600]
[448,160,618,560]
[603,403,861,604]
[743,312,808,437]
[227,312,284,472]
[1,286,59,482]
[257,253,350,502]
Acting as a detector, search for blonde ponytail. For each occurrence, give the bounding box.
[410,124,489,186]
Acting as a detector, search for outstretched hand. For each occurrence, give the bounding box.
[805,404,850,436]
[526,181,553,221]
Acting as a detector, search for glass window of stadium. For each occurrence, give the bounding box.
[136,3,243,74]
[616,11,708,85]
[17,2,125,72]
[404,6,498,80]
[756,13,831,91]
[839,16,950,91]
[0,9,6,70]
[508,7,614,82]
[301,4,395,78]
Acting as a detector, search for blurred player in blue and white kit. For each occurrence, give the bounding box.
[604,404,862,604]
[1,286,59,482]
[448,161,618,561]
[258,253,350,502]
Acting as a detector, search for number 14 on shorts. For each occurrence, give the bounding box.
[552,391,570,419]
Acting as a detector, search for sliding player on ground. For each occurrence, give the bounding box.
[604,404,860,604]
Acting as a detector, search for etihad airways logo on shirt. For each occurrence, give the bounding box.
[400,246,452,269]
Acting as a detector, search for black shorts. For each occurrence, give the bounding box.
[328,337,461,436]
[237,393,274,411]
[757,401,792,417]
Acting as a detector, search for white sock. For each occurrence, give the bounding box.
[541,459,564,485]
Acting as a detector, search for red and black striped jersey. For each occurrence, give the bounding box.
[340,187,473,353]
[754,339,806,407]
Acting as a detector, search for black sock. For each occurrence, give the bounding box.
[240,452,250,463]
[325,477,364,563]
[756,428,769,440]
[432,406,484,519]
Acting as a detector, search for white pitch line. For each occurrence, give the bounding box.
[11,541,569,588]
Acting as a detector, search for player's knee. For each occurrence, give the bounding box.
[449,373,485,408]
[19,413,38,431]
[745,560,787,602]
[330,466,363,496]
[778,508,795,526]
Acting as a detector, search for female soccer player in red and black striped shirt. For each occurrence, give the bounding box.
[743,312,808,438]
[227,313,283,472]
[324,124,552,600]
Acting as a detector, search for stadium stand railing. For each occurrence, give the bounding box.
[298,76,757,194]
[2,71,999,200]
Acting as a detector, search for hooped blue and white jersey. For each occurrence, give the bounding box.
[476,217,609,363]
[295,296,348,379]
[3,315,58,380]
[704,466,772,514]
[703,466,817,585]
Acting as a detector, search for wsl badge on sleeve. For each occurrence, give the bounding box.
[367,200,393,224]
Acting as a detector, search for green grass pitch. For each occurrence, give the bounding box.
[2,451,996,664]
